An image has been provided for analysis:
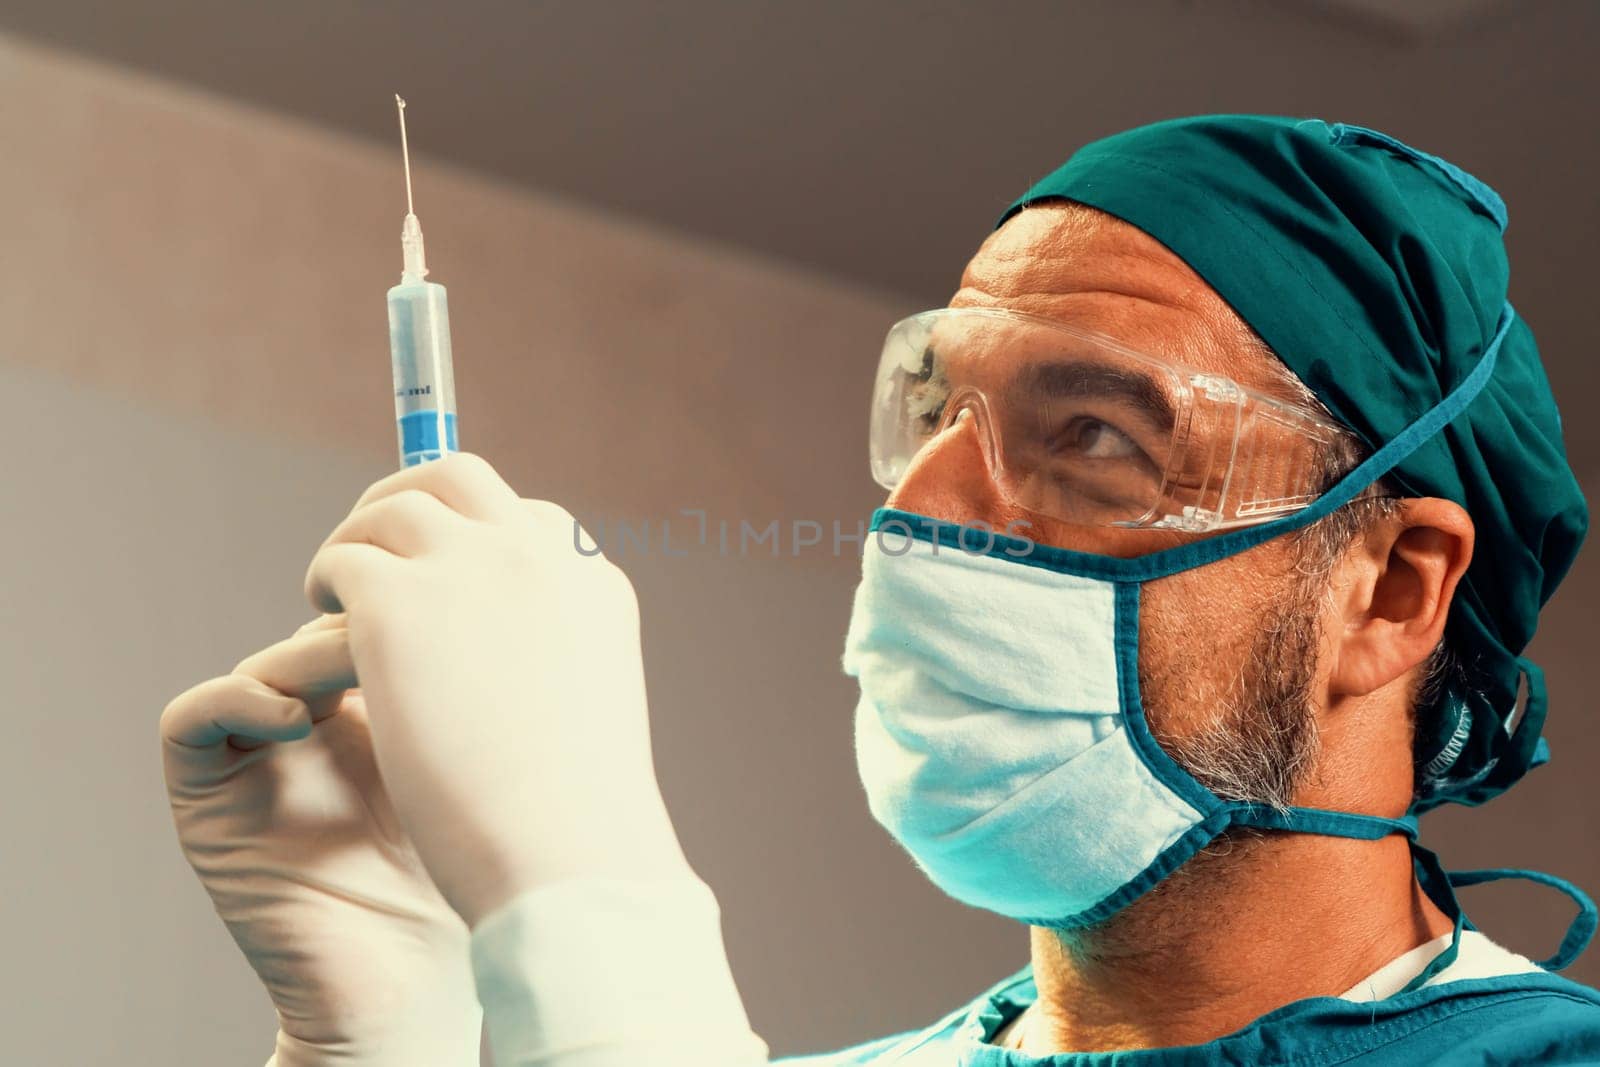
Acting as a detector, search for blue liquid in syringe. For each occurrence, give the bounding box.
[387,275,458,467]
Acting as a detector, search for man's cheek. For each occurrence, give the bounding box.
[1137,572,1263,732]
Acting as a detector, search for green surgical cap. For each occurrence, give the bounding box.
[997,115,1587,813]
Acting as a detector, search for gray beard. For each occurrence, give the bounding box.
[1144,575,1324,812]
[1048,575,1327,968]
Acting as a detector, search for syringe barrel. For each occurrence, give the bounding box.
[386,280,459,468]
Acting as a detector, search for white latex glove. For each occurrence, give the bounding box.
[299,452,768,1066]
[300,451,692,927]
[160,614,483,1067]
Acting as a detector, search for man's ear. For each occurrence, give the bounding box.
[1328,498,1474,698]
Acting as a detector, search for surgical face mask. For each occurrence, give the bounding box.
[843,306,1516,933]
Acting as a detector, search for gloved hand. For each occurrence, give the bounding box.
[300,451,692,928]
[160,614,483,1067]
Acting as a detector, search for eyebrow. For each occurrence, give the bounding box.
[1013,360,1177,431]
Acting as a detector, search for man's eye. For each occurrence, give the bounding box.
[1057,417,1142,459]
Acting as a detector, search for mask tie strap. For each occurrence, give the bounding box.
[869,303,1516,588]
[1228,803,1418,840]
[1118,301,1516,583]
[1230,804,1596,973]
[1398,842,1467,994]
[1230,807,1470,993]
[1446,868,1598,971]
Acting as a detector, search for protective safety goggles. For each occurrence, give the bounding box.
[869,307,1355,532]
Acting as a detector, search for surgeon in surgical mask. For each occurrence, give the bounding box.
[162,115,1600,1066]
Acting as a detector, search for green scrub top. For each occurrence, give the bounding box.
[775,965,1600,1065]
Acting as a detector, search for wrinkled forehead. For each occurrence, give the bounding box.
[906,310,1185,431]
[951,203,1302,404]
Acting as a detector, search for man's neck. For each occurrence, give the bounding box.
[1014,829,1454,1054]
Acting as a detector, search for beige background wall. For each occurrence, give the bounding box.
[0,29,1595,1066]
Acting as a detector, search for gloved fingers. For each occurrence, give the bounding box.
[320,488,468,560]
[288,616,357,721]
[160,673,314,751]
[345,450,522,524]
[303,491,465,614]
[233,626,359,719]
[304,540,403,616]
[295,612,348,635]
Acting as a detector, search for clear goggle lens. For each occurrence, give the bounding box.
[870,308,1345,531]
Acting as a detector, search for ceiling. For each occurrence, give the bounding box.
[2,0,1590,305]
[9,0,1600,479]
[6,0,1600,480]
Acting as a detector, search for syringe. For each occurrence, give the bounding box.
[387,94,458,468]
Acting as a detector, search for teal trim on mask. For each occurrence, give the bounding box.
[1014,579,1422,930]
[1016,580,1225,926]
[1110,581,1223,818]
[1021,812,1237,928]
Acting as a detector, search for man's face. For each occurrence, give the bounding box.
[884,203,1337,806]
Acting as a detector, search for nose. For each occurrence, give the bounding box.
[885,409,1029,531]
